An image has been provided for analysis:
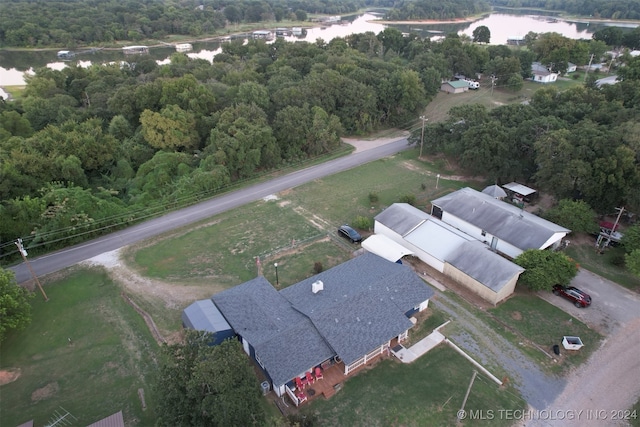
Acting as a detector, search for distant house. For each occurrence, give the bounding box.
[122,45,149,55]
[440,80,469,94]
[373,203,524,305]
[431,187,570,258]
[531,62,558,83]
[507,36,525,46]
[187,253,434,405]
[175,43,192,52]
[566,62,577,73]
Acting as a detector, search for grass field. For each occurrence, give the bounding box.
[489,292,602,374]
[299,345,525,427]
[565,241,640,291]
[0,268,159,427]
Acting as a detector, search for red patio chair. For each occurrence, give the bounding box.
[296,390,307,404]
[300,375,309,388]
[315,366,323,381]
[295,376,304,390]
[306,371,315,385]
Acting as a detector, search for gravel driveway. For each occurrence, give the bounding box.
[430,266,640,426]
[524,269,640,427]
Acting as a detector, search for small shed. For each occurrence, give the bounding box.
[182,299,235,345]
[441,80,469,94]
[502,182,537,203]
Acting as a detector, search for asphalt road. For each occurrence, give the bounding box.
[9,138,411,283]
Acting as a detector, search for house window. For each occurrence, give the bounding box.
[481,230,486,237]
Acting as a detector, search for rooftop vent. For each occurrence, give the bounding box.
[312,280,324,294]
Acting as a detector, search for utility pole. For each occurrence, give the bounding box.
[605,207,625,247]
[458,370,478,420]
[490,74,497,96]
[15,239,48,301]
[584,53,595,82]
[419,116,427,158]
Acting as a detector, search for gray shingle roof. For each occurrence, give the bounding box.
[212,253,434,386]
[431,188,569,251]
[212,276,334,387]
[445,241,524,292]
[282,252,433,365]
[374,203,430,236]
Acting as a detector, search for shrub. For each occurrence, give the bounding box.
[399,194,416,206]
[313,261,323,274]
[353,215,371,230]
[368,192,379,203]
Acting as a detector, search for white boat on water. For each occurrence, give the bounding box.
[175,43,193,52]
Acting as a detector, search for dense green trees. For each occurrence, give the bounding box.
[0,268,33,342]
[491,0,640,20]
[472,26,491,44]
[0,0,366,48]
[514,250,579,291]
[155,331,265,427]
[385,0,491,20]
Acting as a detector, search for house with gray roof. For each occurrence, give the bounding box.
[373,203,524,304]
[431,187,570,258]
[207,252,433,403]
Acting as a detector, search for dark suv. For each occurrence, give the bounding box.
[338,225,362,243]
[552,284,592,308]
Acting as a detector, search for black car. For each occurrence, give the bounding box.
[552,284,592,308]
[338,225,362,243]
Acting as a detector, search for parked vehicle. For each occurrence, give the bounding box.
[338,225,362,243]
[552,284,592,308]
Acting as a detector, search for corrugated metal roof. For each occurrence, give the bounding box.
[86,411,125,427]
[374,203,429,236]
[502,182,536,196]
[182,299,231,333]
[431,187,569,251]
[445,241,524,292]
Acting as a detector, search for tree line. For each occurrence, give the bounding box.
[0,0,370,48]
[491,0,640,20]
[384,0,491,21]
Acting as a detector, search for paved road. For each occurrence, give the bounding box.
[9,138,411,283]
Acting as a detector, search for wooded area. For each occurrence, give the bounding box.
[1,0,639,261]
[491,0,640,20]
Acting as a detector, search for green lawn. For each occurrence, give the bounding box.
[423,78,585,124]
[299,345,525,427]
[0,268,159,427]
[489,292,603,374]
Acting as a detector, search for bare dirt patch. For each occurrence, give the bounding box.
[31,382,59,402]
[0,368,21,385]
[511,311,523,321]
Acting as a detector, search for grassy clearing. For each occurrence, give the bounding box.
[300,345,525,427]
[489,292,603,374]
[565,241,640,291]
[423,79,584,123]
[0,268,158,427]
[404,304,449,347]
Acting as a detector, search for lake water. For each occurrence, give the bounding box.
[0,11,636,90]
